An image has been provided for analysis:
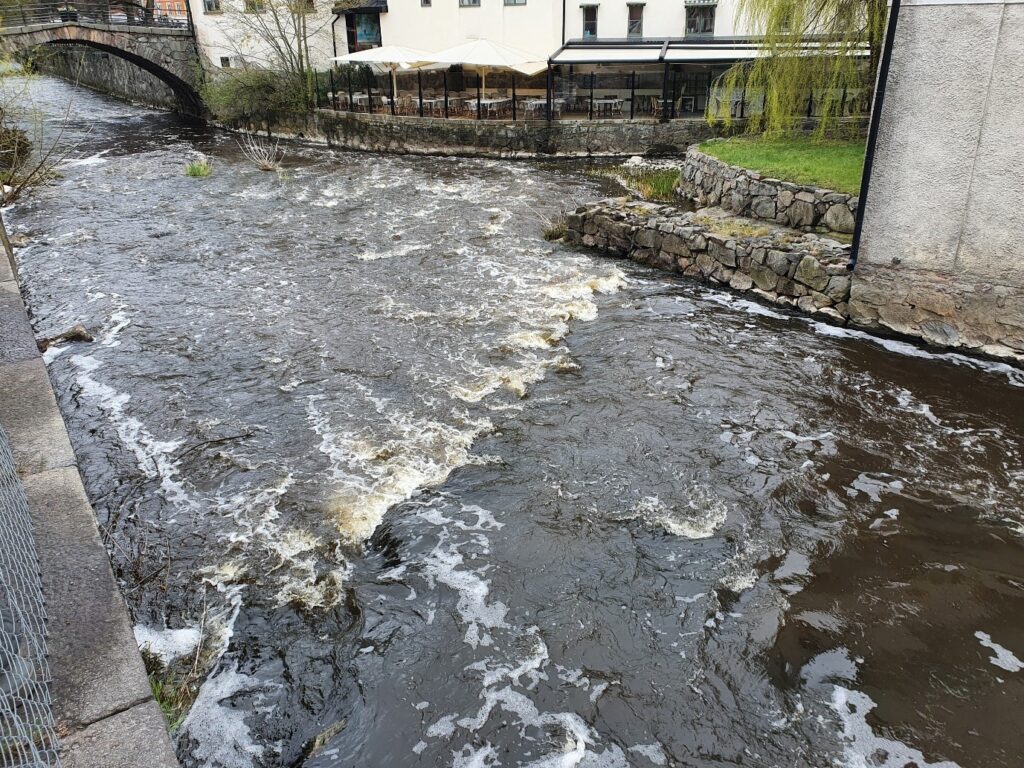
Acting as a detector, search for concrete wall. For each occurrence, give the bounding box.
[853,0,1024,361]
[35,45,179,110]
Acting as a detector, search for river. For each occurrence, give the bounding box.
[8,77,1024,768]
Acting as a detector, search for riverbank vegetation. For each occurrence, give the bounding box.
[699,136,866,195]
[589,164,682,202]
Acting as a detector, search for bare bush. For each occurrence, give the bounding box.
[237,132,284,171]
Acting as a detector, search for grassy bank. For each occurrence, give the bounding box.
[698,136,866,195]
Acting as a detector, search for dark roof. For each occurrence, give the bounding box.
[332,0,387,12]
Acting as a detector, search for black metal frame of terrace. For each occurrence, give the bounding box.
[316,36,869,123]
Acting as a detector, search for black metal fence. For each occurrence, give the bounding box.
[0,1,190,31]
[314,63,867,123]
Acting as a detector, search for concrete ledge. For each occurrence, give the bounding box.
[61,700,179,768]
[0,263,180,765]
[24,467,154,730]
[0,356,77,475]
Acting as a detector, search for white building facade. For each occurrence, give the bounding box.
[190,0,757,71]
[334,0,754,62]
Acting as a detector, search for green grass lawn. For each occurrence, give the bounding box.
[698,136,866,195]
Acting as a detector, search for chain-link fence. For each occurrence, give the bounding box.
[0,426,61,768]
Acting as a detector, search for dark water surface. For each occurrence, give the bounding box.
[9,78,1024,768]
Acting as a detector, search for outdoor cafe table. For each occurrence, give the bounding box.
[421,96,455,115]
[521,98,564,117]
[468,97,512,117]
[592,98,623,116]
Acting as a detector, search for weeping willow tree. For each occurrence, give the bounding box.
[708,0,888,137]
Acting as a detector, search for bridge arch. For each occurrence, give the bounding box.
[0,22,204,114]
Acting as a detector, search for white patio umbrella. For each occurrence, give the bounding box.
[425,39,547,92]
[331,45,433,100]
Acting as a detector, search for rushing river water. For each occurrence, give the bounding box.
[8,77,1024,768]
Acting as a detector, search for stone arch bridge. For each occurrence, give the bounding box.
[0,19,203,113]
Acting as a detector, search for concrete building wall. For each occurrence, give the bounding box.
[852,0,1024,360]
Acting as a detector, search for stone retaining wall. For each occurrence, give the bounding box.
[677,146,859,235]
[35,45,178,110]
[566,199,852,320]
[316,109,736,158]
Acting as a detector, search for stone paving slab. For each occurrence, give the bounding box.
[24,467,154,731]
[0,357,77,476]
[60,700,179,768]
[0,278,40,363]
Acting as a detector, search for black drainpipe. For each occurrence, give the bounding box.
[849,0,902,271]
[331,13,342,59]
[561,0,566,45]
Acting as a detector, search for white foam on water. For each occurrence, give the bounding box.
[830,686,960,768]
[60,149,112,167]
[623,488,728,539]
[41,345,69,364]
[211,474,351,610]
[422,529,509,648]
[71,353,191,509]
[307,396,493,543]
[180,662,269,768]
[453,742,502,768]
[975,631,1024,673]
[415,500,626,766]
[134,624,201,665]
[700,290,1024,388]
[627,743,667,766]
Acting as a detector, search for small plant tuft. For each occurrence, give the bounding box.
[185,157,213,178]
[693,215,771,240]
[542,214,568,242]
[588,164,682,203]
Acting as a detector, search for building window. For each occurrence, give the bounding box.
[627,3,643,37]
[243,0,264,12]
[685,4,715,36]
[582,5,597,38]
[459,0,480,6]
[345,12,381,50]
[421,0,430,5]
[504,0,527,5]
[203,0,221,11]
[220,56,231,67]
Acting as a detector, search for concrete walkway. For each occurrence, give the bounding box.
[0,250,179,767]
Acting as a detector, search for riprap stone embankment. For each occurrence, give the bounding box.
[566,199,852,321]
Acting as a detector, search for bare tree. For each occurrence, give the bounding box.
[203,0,335,107]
